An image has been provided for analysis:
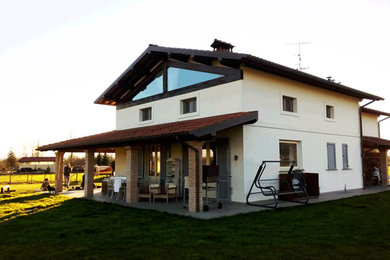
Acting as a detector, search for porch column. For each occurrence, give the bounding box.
[186,141,204,213]
[380,149,389,186]
[54,151,64,192]
[84,150,95,197]
[125,146,140,203]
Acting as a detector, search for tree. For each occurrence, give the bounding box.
[95,153,102,166]
[6,150,17,171]
[102,153,109,166]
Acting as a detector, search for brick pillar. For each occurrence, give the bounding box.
[54,151,64,192]
[84,150,95,197]
[380,149,389,186]
[186,141,204,213]
[126,146,140,203]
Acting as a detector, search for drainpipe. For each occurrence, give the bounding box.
[359,100,375,189]
[176,137,200,212]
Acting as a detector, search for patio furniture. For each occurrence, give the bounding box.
[106,180,114,199]
[246,160,309,208]
[138,184,153,202]
[202,165,222,211]
[152,184,178,203]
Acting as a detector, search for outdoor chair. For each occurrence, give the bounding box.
[138,184,153,202]
[118,181,126,200]
[152,184,178,203]
[106,180,114,199]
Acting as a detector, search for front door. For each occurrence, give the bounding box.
[216,138,231,202]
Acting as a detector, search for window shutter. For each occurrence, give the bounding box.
[327,143,336,169]
[342,144,349,169]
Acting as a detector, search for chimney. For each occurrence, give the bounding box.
[211,39,235,52]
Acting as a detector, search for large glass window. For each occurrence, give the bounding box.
[279,141,298,167]
[168,67,222,91]
[133,73,163,100]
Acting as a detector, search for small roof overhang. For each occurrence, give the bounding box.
[361,107,390,117]
[38,111,258,152]
[362,136,390,150]
[95,45,383,105]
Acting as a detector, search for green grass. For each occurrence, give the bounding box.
[1,187,390,259]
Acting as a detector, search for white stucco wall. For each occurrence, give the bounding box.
[240,67,363,201]
[115,147,127,177]
[116,80,243,130]
[362,112,379,137]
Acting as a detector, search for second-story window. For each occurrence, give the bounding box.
[140,107,152,121]
[282,95,297,113]
[181,97,197,114]
[326,105,335,119]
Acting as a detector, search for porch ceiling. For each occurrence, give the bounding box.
[362,136,390,150]
[37,111,258,152]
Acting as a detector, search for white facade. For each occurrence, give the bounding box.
[362,112,379,137]
[113,64,377,203]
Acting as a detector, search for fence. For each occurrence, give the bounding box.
[0,172,84,185]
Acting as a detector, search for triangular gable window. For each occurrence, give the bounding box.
[133,72,163,100]
[167,67,223,91]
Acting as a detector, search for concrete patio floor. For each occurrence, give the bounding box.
[60,186,390,219]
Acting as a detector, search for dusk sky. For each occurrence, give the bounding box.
[1,0,389,158]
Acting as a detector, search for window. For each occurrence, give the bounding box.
[342,144,349,169]
[326,105,335,119]
[181,97,197,114]
[327,143,337,170]
[133,72,163,100]
[140,107,152,121]
[147,145,160,177]
[282,95,297,113]
[168,67,223,91]
[279,141,299,167]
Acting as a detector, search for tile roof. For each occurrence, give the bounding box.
[38,111,258,152]
[18,157,56,163]
[95,44,383,105]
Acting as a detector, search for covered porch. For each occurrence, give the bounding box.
[38,111,258,213]
[362,136,390,187]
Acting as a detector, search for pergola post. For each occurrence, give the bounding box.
[54,151,64,192]
[125,146,140,203]
[186,141,204,213]
[84,150,95,197]
[380,149,389,186]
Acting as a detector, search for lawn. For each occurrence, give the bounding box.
[1,186,390,259]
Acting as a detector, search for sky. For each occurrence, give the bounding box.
[1,0,390,159]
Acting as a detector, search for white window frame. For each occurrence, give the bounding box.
[138,105,153,124]
[327,142,337,170]
[179,94,199,118]
[279,140,301,170]
[280,94,299,117]
[325,104,336,122]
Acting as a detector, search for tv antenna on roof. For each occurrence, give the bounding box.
[286,42,311,71]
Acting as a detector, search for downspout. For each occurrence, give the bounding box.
[176,137,200,212]
[359,100,375,189]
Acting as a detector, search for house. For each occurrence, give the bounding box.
[18,157,56,173]
[38,39,390,213]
